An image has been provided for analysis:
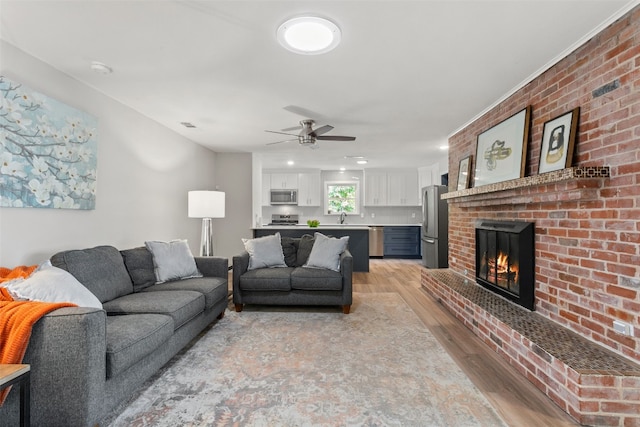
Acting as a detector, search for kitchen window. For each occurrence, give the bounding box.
[325,181,359,215]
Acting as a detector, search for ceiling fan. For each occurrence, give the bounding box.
[266,119,356,149]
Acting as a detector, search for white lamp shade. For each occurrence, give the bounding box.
[188,191,225,218]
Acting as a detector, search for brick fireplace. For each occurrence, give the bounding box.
[422,5,640,426]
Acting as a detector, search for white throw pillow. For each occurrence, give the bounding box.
[304,232,349,272]
[4,260,102,309]
[242,232,287,271]
[145,239,202,283]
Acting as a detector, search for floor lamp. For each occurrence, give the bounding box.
[188,190,225,256]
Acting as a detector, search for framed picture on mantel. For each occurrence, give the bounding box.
[538,107,579,174]
[456,155,472,190]
[474,106,531,187]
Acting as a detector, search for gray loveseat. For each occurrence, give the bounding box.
[0,244,228,427]
[233,234,353,314]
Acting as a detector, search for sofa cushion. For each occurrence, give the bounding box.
[106,313,173,378]
[145,240,202,283]
[239,267,294,291]
[280,237,298,267]
[143,276,228,310]
[295,234,315,267]
[120,247,156,292]
[290,267,343,291]
[102,290,205,330]
[242,233,287,270]
[50,245,134,303]
[304,233,349,272]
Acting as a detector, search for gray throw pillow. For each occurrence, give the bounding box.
[304,232,349,272]
[242,232,287,271]
[120,247,156,292]
[145,239,202,283]
[296,234,316,267]
[280,237,298,267]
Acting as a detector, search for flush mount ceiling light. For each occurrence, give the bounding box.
[90,61,113,74]
[277,16,341,55]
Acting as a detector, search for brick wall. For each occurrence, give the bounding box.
[447,6,640,362]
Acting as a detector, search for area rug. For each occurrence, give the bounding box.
[105,293,506,426]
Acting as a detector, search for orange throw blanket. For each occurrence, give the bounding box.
[0,266,77,405]
[0,265,37,284]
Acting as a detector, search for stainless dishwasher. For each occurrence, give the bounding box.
[369,226,384,257]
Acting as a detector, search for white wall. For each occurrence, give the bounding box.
[213,153,253,260]
[0,41,217,266]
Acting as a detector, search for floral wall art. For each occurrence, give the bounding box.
[1,76,98,209]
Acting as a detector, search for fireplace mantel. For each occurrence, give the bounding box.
[443,166,610,207]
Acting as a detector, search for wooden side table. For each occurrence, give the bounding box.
[0,364,30,427]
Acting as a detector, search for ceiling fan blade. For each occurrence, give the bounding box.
[265,130,299,137]
[281,125,301,132]
[310,125,334,137]
[283,105,326,120]
[316,135,356,141]
[266,138,298,145]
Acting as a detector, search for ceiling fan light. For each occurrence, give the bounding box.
[277,16,341,55]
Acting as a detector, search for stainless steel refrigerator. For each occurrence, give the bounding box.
[421,185,449,268]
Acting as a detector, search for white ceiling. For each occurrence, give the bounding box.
[1,0,635,171]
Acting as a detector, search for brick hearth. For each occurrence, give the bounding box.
[421,269,640,426]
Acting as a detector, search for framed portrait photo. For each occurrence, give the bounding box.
[457,155,472,190]
[538,107,579,174]
[474,106,531,187]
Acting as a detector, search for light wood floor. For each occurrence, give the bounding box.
[354,259,578,427]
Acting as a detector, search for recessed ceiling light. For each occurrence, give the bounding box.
[277,16,341,55]
[287,160,294,166]
[344,155,365,159]
[90,61,113,74]
[339,167,346,171]
[439,145,449,150]
[356,160,368,165]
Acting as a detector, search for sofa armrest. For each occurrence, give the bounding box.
[232,252,250,303]
[16,306,107,427]
[340,250,353,304]
[195,256,228,279]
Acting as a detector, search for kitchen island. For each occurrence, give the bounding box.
[253,226,370,272]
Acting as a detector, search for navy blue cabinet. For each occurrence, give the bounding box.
[383,226,421,258]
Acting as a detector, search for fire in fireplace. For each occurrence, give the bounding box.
[475,220,535,310]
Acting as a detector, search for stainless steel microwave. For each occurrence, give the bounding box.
[270,189,298,205]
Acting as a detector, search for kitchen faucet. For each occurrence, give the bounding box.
[339,211,347,224]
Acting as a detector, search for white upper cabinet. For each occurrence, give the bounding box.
[363,170,388,206]
[270,173,298,189]
[364,169,419,206]
[298,171,321,206]
[387,170,419,206]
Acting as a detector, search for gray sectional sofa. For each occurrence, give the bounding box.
[0,244,229,427]
[233,234,353,314]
